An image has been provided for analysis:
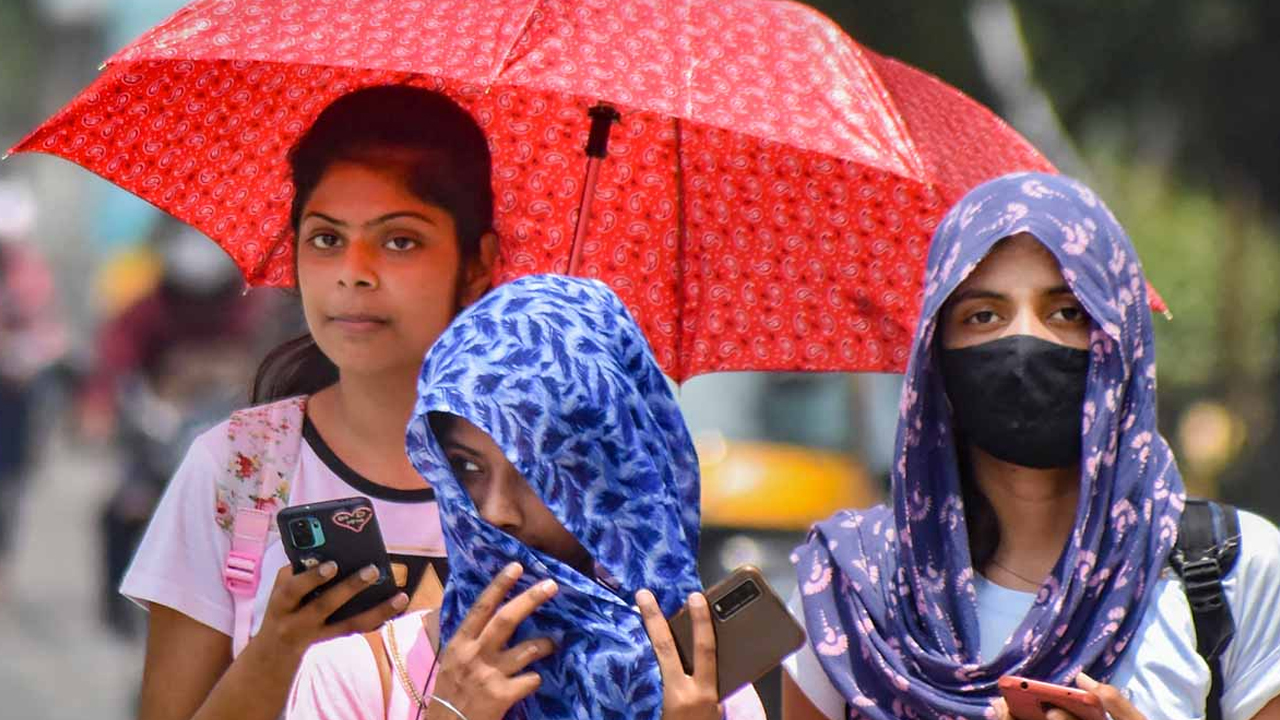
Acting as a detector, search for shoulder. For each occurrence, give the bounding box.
[1233,509,1280,574]
[1223,508,1280,626]
[180,395,308,459]
[808,503,891,536]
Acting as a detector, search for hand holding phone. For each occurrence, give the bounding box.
[637,588,721,720]
[998,676,1106,720]
[667,565,807,700]
[277,496,398,624]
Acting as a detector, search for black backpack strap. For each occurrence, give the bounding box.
[1170,498,1242,720]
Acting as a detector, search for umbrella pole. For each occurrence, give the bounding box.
[567,103,620,276]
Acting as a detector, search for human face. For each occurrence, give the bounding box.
[436,415,593,575]
[296,160,492,379]
[940,233,1091,351]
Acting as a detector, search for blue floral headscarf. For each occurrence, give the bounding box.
[406,274,702,720]
[792,173,1185,718]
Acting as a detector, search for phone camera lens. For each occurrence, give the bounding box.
[289,518,317,549]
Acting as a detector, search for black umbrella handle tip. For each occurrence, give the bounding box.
[586,103,621,158]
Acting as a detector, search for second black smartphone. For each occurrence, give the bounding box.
[276,496,396,624]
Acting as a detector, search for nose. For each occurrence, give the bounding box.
[476,475,523,534]
[338,239,379,289]
[1005,305,1055,343]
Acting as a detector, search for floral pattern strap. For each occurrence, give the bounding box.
[215,395,307,537]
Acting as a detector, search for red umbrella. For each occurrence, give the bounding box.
[12,0,1089,380]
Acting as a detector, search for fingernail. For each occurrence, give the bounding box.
[504,562,523,579]
[320,562,338,578]
[689,592,706,607]
[360,565,379,582]
[539,579,558,596]
[392,593,409,609]
[635,588,652,605]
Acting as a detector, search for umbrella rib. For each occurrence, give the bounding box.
[850,48,930,183]
[491,0,545,85]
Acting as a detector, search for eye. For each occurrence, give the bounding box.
[963,309,1000,326]
[448,454,485,483]
[307,233,341,250]
[1051,304,1090,323]
[384,235,419,251]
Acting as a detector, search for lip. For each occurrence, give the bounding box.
[328,314,390,331]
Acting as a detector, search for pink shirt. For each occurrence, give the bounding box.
[287,610,769,720]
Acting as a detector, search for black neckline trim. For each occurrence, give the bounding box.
[302,416,435,504]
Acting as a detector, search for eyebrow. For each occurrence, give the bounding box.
[438,438,487,459]
[302,211,438,229]
[949,284,1074,304]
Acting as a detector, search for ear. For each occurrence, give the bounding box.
[459,231,498,307]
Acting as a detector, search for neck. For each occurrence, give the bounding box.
[325,365,419,452]
[969,445,1079,588]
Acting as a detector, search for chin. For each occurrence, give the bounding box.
[324,346,421,380]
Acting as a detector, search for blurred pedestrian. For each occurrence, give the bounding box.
[86,218,266,635]
[785,173,1280,720]
[0,178,67,597]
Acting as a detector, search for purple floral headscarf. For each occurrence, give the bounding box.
[792,172,1185,718]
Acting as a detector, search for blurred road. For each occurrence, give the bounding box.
[0,428,143,720]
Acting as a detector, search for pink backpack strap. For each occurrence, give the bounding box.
[217,396,307,657]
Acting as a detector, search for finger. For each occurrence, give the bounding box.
[321,592,410,640]
[990,698,1011,720]
[306,564,384,621]
[687,593,718,689]
[1076,673,1142,720]
[267,562,338,614]
[1043,710,1079,720]
[637,588,684,680]
[504,671,543,704]
[495,637,556,676]
[456,562,523,639]
[480,579,558,652]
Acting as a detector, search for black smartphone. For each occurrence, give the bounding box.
[276,496,397,624]
[668,565,807,699]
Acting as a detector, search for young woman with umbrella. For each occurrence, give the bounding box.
[121,85,499,720]
[783,173,1280,720]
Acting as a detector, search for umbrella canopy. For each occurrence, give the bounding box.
[12,0,1067,379]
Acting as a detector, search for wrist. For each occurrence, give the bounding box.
[426,695,470,720]
[238,631,308,679]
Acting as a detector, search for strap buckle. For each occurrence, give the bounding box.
[223,550,262,598]
[1178,556,1227,613]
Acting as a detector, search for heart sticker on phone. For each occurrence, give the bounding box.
[332,507,373,533]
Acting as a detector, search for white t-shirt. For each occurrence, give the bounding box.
[784,510,1280,720]
[122,412,446,639]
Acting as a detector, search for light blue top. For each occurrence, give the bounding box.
[787,509,1280,720]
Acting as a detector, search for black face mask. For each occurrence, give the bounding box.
[940,335,1090,469]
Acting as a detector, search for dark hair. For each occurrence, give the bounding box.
[252,85,495,403]
[957,442,1001,571]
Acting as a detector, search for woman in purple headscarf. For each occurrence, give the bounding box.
[783,173,1280,720]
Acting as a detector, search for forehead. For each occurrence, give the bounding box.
[952,233,1069,295]
[302,160,423,211]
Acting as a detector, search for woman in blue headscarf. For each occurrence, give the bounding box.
[783,173,1280,720]
[401,274,765,720]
